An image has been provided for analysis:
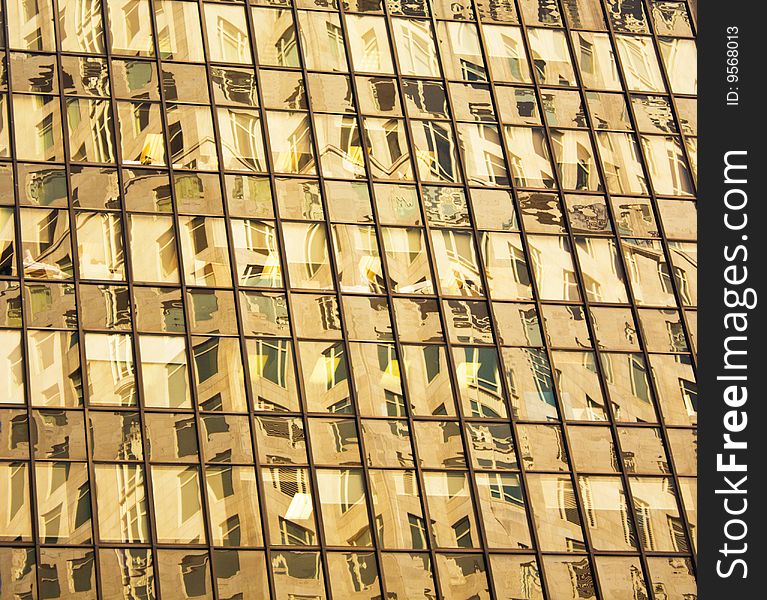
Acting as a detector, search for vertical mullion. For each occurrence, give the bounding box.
[98,1,165,595]
[335,6,440,578]
[145,3,220,597]
[545,1,673,593]
[594,0,699,568]
[373,6,489,599]
[598,0,699,373]
[194,2,278,598]
[507,3,643,597]
[0,3,45,595]
[241,6,334,600]
[50,0,116,595]
[277,5,395,599]
[636,0,698,197]
[466,2,614,598]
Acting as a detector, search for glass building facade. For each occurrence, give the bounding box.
[0,0,697,598]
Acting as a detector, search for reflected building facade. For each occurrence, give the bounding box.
[0,0,696,598]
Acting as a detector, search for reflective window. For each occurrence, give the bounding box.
[3,2,696,595]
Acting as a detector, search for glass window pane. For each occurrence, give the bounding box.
[7,0,56,51]
[615,35,665,92]
[247,339,301,412]
[178,216,232,287]
[99,549,155,598]
[27,330,82,407]
[94,464,149,543]
[297,10,348,72]
[192,336,247,412]
[504,126,555,188]
[527,473,585,552]
[282,222,334,290]
[483,25,531,83]
[262,467,318,546]
[0,330,25,404]
[317,469,371,547]
[392,19,439,77]
[108,0,155,57]
[423,471,478,548]
[346,15,394,74]
[129,215,179,283]
[402,344,455,416]
[206,466,263,547]
[66,98,116,164]
[271,551,326,599]
[206,4,252,64]
[0,462,32,541]
[76,212,124,280]
[155,1,205,62]
[117,101,166,166]
[13,95,64,162]
[151,466,207,544]
[85,333,136,406]
[217,108,266,172]
[299,341,351,413]
[572,32,622,91]
[167,105,218,171]
[139,335,192,408]
[327,551,380,600]
[381,552,437,600]
[35,462,92,544]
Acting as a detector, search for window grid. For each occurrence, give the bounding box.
[0,0,697,598]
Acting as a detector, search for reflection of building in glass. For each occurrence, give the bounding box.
[0,0,696,598]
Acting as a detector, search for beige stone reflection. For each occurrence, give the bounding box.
[476,472,532,549]
[649,353,696,426]
[0,329,25,404]
[0,547,36,598]
[85,332,136,406]
[648,556,697,598]
[527,473,585,552]
[35,462,91,544]
[213,549,269,600]
[39,547,96,598]
[206,466,263,546]
[579,475,638,551]
[155,0,204,62]
[27,330,81,407]
[157,549,212,599]
[381,552,436,599]
[552,350,607,421]
[0,462,32,541]
[247,339,301,412]
[437,553,491,600]
[99,548,156,600]
[95,464,149,543]
[327,551,380,599]
[263,467,317,546]
[600,352,657,422]
[490,554,544,600]
[423,471,478,549]
[629,477,688,552]
[271,551,326,600]
[317,469,371,546]
[139,335,191,408]
[192,336,248,412]
[107,0,154,56]
[543,555,597,600]
[151,465,206,544]
[594,555,648,600]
